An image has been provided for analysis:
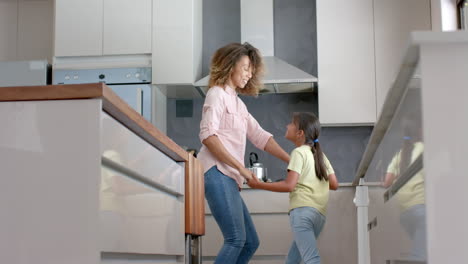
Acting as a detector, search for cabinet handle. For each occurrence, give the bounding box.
[136,87,143,115]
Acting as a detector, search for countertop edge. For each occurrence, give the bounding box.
[0,83,189,162]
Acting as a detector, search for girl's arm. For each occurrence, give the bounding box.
[264,137,290,163]
[382,173,395,188]
[328,173,339,190]
[245,114,289,164]
[247,170,299,192]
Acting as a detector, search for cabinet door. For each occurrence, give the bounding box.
[374,0,431,116]
[0,0,18,61]
[317,0,376,125]
[17,0,53,61]
[103,0,152,55]
[152,0,202,84]
[54,0,103,56]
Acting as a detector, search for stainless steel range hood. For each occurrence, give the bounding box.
[194,56,317,96]
[194,0,317,97]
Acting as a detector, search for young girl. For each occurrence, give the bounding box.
[247,112,339,264]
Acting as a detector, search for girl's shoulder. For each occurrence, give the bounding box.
[290,145,311,158]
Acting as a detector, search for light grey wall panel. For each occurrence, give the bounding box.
[201,0,240,77]
[274,0,317,76]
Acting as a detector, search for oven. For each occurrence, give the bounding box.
[53,67,152,121]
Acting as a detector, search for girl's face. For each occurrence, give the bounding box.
[285,120,300,142]
[228,55,252,89]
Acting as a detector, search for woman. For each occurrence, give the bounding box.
[198,42,290,263]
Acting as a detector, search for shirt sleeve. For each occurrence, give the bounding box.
[199,90,224,142]
[246,113,273,150]
[287,149,304,175]
[387,152,401,175]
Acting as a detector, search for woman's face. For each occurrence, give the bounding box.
[228,55,252,89]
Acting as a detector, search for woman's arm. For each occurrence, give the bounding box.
[328,173,339,190]
[245,113,289,164]
[202,135,253,180]
[247,170,299,192]
[264,137,290,163]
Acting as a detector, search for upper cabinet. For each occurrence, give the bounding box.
[54,0,152,57]
[152,0,202,84]
[317,0,431,125]
[317,0,376,125]
[0,0,19,61]
[0,0,54,62]
[103,0,152,55]
[54,0,103,57]
[17,0,54,61]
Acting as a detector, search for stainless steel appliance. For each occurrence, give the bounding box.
[0,60,51,87]
[248,152,268,182]
[53,67,152,121]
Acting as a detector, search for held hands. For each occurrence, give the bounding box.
[246,174,260,189]
[239,167,254,181]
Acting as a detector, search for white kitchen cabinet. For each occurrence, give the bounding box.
[55,0,152,57]
[0,0,18,61]
[0,83,190,263]
[54,0,103,56]
[202,187,358,264]
[373,0,431,116]
[317,0,377,125]
[317,0,431,125]
[17,0,54,61]
[152,0,202,84]
[0,0,53,61]
[103,0,152,55]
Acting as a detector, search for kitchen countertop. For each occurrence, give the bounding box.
[0,83,188,162]
[0,82,205,236]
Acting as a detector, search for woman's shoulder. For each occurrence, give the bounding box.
[204,86,228,105]
[206,86,226,97]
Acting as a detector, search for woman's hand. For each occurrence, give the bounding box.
[246,175,261,189]
[239,167,254,181]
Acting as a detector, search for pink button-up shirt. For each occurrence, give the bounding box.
[198,85,272,187]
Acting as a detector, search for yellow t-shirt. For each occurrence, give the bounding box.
[387,142,425,212]
[288,145,335,215]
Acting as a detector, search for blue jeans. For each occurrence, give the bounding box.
[286,207,325,264]
[400,204,427,261]
[204,166,259,264]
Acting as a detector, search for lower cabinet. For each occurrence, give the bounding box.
[0,98,186,264]
[100,112,186,259]
[202,187,358,264]
[99,169,185,255]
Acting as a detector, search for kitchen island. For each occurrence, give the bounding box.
[0,83,204,264]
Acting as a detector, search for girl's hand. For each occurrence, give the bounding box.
[247,175,260,188]
[239,167,253,181]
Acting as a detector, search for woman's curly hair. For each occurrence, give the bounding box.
[208,42,265,96]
